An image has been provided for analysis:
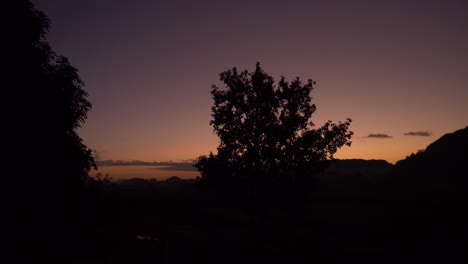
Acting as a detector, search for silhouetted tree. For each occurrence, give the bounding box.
[195,63,353,207]
[195,63,352,261]
[5,0,96,261]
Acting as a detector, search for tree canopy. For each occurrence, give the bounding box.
[7,0,95,180]
[6,0,96,260]
[195,63,353,200]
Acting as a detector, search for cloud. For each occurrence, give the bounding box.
[367,133,392,138]
[151,162,196,171]
[403,131,432,137]
[95,160,197,171]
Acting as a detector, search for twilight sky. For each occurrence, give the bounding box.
[32,0,467,179]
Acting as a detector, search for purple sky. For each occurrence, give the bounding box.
[32,0,467,178]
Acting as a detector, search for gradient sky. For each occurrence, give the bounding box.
[32,0,467,179]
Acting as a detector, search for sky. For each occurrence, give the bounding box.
[32,0,467,179]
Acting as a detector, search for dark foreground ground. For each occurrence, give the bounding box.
[77,174,465,264]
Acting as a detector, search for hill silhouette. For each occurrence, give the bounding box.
[116,177,195,190]
[395,126,467,174]
[388,126,467,263]
[393,126,467,197]
[324,159,393,178]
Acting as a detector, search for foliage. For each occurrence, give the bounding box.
[6,0,96,260]
[404,149,425,160]
[93,172,113,183]
[195,63,353,203]
[7,0,96,177]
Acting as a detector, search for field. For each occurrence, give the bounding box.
[81,174,464,264]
